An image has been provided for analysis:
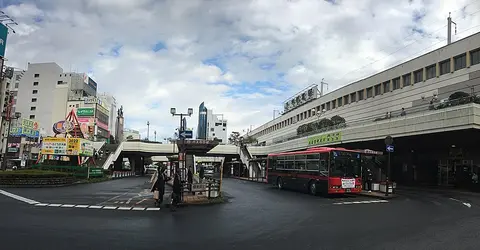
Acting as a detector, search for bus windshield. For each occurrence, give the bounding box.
[329,151,361,178]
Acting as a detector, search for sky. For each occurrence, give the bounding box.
[2,0,480,142]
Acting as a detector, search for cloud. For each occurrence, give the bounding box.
[2,0,480,141]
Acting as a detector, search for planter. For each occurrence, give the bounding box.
[0,176,76,186]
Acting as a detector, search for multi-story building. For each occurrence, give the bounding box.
[196,102,228,143]
[14,63,98,137]
[97,93,117,140]
[66,97,110,142]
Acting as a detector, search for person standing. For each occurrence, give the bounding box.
[187,166,194,194]
[171,172,182,211]
[151,167,170,207]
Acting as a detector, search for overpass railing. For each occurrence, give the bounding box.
[270,95,480,145]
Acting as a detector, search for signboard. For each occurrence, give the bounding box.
[22,119,39,130]
[96,104,109,116]
[307,132,342,146]
[9,127,40,138]
[283,84,319,113]
[80,139,94,157]
[386,145,394,153]
[0,23,8,57]
[53,120,74,134]
[41,137,67,155]
[179,130,193,139]
[67,138,81,155]
[77,108,94,117]
[84,97,97,104]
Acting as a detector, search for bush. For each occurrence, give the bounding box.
[0,169,71,178]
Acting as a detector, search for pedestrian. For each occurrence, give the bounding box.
[151,166,171,207]
[171,172,182,211]
[199,165,205,183]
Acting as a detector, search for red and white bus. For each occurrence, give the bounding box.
[267,147,363,195]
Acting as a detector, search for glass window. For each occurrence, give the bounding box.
[374,84,381,95]
[454,53,466,70]
[34,74,39,78]
[326,102,330,110]
[471,49,480,66]
[366,87,373,98]
[414,69,423,83]
[32,90,38,94]
[350,93,356,102]
[383,81,390,92]
[357,90,364,100]
[343,95,349,105]
[295,155,306,170]
[440,59,450,75]
[331,100,336,109]
[392,78,400,90]
[337,97,342,107]
[33,82,38,86]
[329,151,361,178]
[403,73,411,87]
[29,115,35,119]
[426,64,436,79]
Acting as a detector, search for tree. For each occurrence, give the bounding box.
[330,115,346,128]
[126,135,134,140]
[243,136,258,144]
[228,131,242,145]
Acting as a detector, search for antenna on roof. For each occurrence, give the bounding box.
[447,12,457,45]
[320,78,329,96]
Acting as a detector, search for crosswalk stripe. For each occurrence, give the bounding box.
[103,206,118,210]
[60,204,75,208]
[74,205,89,208]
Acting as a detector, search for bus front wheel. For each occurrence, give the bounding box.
[277,177,284,190]
[309,181,317,196]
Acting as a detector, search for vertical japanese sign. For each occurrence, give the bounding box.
[0,23,8,57]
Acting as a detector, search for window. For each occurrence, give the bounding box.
[366,87,373,98]
[321,104,325,111]
[34,74,39,78]
[426,64,436,79]
[57,81,65,85]
[210,128,214,131]
[29,115,35,119]
[471,49,480,66]
[33,82,38,86]
[440,59,450,75]
[350,93,356,103]
[212,133,215,136]
[454,53,467,70]
[344,95,349,105]
[403,73,411,87]
[374,84,381,95]
[306,154,320,171]
[326,102,330,110]
[392,78,400,90]
[413,69,423,83]
[358,90,364,100]
[32,90,38,94]
[331,100,336,109]
[30,107,36,111]
[383,81,390,92]
[337,97,343,107]
[31,98,37,102]
[14,82,19,88]
[295,155,306,170]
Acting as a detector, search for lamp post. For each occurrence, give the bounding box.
[1,111,21,170]
[154,130,157,142]
[146,121,150,141]
[170,107,193,181]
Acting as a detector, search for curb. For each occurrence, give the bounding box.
[231,177,267,184]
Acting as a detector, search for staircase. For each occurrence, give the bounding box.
[239,144,261,178]
[102,142,124,170]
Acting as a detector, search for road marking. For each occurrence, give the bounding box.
[333,200,389,205]
[48,204,62,207]
[132,207,145,211]
[88,205,103,209]
[126,198,132,204]
[35,203,49,207]
[135,198,147,205]
[117,207,132,210]
[449,197,472,208]
[0,189,40,205]
[97,190,134,206]
[60,204,75,208]
[74,205,89,208]
[103,206,118,210]
[146,208,161,211]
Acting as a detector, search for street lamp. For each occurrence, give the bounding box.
[154,130,157,142]
[1,111,21,170]
[170,107,193,181]
[146,121,150,141]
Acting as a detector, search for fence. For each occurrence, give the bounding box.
[180,177,221,199]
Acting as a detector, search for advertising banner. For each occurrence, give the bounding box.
[0,23,8,57]
[10,127,40,138]
[307,132,342,146]
[66,138,81,155]
[97,104,109,116]
[96,120,109,130]
[41,137,67,155]
[77,108,94,117]
[80,139,94,157]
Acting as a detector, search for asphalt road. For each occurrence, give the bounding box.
[1,177,480,250]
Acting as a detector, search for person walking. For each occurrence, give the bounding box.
[187,166,194,194]
[151,167,170,207]
[170,172,182,211]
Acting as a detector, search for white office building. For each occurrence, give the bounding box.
[14,62,97,136]
[206,109,227,144]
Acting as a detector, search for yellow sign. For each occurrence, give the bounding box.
[44,137,67,143]
[41,137,67,155]
[67,138,81,155]
[307,132,342,146]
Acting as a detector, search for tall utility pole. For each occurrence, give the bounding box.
[447,12,457,45]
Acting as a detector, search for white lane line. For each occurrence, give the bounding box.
[333,200,389,205]
[48,204,62,207]
[449,197,472,208]
[103,206,118,210]
[35,203,49,207]
[146,208,161,211]
[117,207,132,210]
[126,198,132,204]
[132,207,145,211]
[60,204,75,208]
[74,205,89,208]
[88,205,103,209]
[0,189,40,204]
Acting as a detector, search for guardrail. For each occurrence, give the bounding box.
[111,171,135,179]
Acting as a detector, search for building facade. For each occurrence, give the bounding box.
[206,109,227,144]
[97,93,117,140]
[197,102,208,139]
[66,97,110,142]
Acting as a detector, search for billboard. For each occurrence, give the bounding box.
[41,137,94,156]
[0,23,8,57]
[9,118,40,138]
[283,84,319,114]
[77,108,94,117]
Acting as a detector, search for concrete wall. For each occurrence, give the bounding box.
[249,32,480,145]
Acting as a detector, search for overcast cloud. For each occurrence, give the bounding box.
[2,0,480,141]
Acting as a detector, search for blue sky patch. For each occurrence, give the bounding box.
[224,81,287,98]
[152,41,166,52]
[412,9,426,23]
[203,56,226,72]
[110,44,122,57]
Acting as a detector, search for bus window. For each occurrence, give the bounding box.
[295,155,306,170]
[268,156,277,170]
[306,154,319,171]
[319,153,328,176]
[277,156,285,169]
[285,156,294,170]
